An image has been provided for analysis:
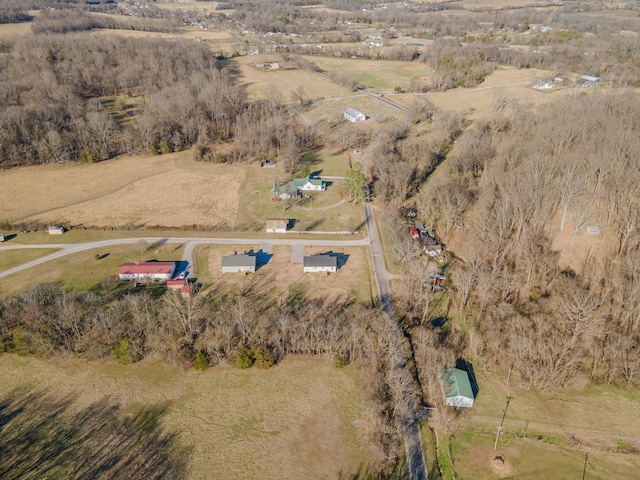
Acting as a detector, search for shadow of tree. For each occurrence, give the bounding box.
[0,386,189,480]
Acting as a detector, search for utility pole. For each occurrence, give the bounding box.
[582,452,588,480]
[494,395,512,450]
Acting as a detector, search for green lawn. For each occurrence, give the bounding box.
[0,248,60,271]
[0,243,184,295]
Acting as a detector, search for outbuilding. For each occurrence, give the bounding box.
[221,253,257,273]
[118,261,176,281]
[443,368,475,408]
[344,107,367,123]
[266,219,290,233]
[47,225,65,235]
[579,75,601,87]
[303,254,337,273]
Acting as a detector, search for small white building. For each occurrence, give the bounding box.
[443,368,475,408]
[532,79,554,89]
[293,177,325,191]
[266,219,289,233]
[344,108,367,123]
[221,253,257,273]
[303,254,337,273]
[48,225,65,235]
[579,75,601,87]
[0,233,4,242]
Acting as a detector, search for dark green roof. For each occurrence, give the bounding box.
[292,177,323,187]
[443,368,474,400]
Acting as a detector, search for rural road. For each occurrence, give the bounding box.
[364,201,429,480]
[0,236,370,280]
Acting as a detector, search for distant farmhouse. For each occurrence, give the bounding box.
[579,75,601,87]
[221,253,257,273]
[303,254,337,273]
[266,219,290,233]
[443,368,475,408]
[48,225,65,235]
[344,107,367,123]
[118,261,176,281]
[293,176,325,191]
[532,79,554,90]
[272,184,300,200]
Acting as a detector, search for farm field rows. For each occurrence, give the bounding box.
[0,354,374,480]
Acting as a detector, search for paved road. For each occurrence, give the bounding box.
[364,202,429,480]
[0,236,370,279]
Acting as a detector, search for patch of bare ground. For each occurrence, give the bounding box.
[0,354,375,480]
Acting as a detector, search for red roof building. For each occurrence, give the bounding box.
[118,261,176,281]
[166,279,187,290]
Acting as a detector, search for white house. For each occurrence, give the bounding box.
[303,254,337,273]
[344,108,367,123]
[293,176,325,191]
[47,225,65,235]
[579,75,601,86]
[118,261,176,281]
[443,368,475,408]
[532,79,554,90]
[266,219,289,233]
[221,253,257,273]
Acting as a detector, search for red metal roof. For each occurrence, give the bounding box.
[118,261,175,275]
[166,279,186,287]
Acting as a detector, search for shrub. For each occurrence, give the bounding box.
[235,347,255,369]
[113,338,133,364]
[194,351,209,371]
[160,140,172,154]
[252,346,274,369]
[149,143,159,155]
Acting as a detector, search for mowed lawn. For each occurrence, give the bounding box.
[308,56,432,91]
[0,248,60,271]
[0,354,375,480]
[198,244,374,305]
[450,371,640,479]
[0,243,184,295]
[0,152,244,229]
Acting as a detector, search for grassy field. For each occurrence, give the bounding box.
[232,55,349,101]
[0,151,244,229]
[0,248,60,271]
[0,243,184,295]
[198,244,374,305]
[450,371,640,479]
[0,354,375,480]
[308,56,432,91]
[0,22,32,38]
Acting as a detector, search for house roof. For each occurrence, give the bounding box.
[266,219,289,229]
[345,107,365,118]
[221,254,256,268]
[292,177,323,187]
[167,279,187,287]
[443,368,474,400]
[118,261,175,275]
[273,184,298,195]
[580,75,601,82]
[303,254,337,268]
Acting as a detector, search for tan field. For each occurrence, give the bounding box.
[0,152,244,229]
[233,55,350,101]
[0,354,375,480]
[200,244,374,305]
[0,22,32,37]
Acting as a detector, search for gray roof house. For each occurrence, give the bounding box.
[303,254,337,273]
[579,75,601,86]
[273,184,301,199]
[344,107,367,122]
[443,368,475,408]
[221,253,257,273]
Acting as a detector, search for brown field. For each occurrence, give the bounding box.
[0,152,244,229]
[0,22,32,38]
[0,354,375,480]
[451,371,640,479]
[0,243,184,295]
[232,55,349,101]
[306,93,406,125]
[201,244,374,305]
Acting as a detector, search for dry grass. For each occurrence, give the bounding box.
[0,354,375,480]
[306,93,406,124]
[233,55,349,101]
[0,152,244,229]
[0,22,32,38]
[0,243,184,295]
[201,244,373,305]
[450,371,640,479]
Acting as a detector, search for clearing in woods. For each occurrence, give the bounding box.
[0,354,375,480]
